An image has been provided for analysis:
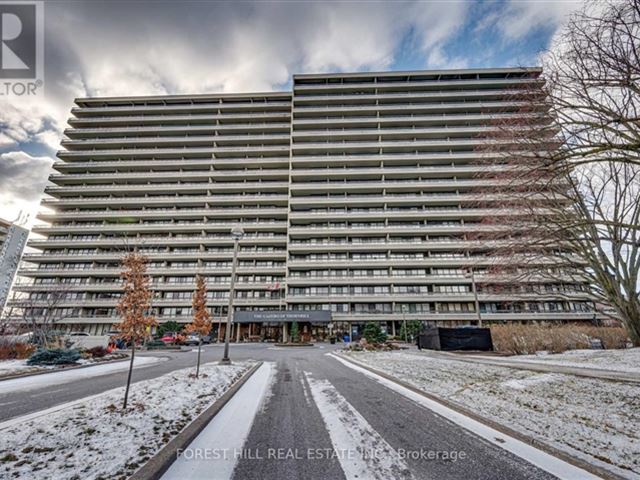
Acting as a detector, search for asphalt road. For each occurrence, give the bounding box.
[2,344,564,479]
[228,345,557,480]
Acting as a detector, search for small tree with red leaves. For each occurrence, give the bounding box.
[185,275,211,378]
[115,252,156,409]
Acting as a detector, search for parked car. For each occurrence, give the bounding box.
[182,333,201,346]
[68,331,89,337]
[160,332,180,344]
[201,335,212,344]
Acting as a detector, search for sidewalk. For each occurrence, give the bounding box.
[418,350,640,384]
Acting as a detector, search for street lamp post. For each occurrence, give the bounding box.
[401,304,409,343]
[469,267,482,327]
[220,226,243,365]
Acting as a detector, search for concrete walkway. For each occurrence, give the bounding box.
[418,350,640,384]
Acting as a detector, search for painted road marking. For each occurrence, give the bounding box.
[304,371,415,480]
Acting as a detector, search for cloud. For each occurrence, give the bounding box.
[494,1,582,41]
[0,152,52,223]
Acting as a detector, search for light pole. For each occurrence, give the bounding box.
[220,226,243,365]
[401,304,409,343]
[468,267,482,327]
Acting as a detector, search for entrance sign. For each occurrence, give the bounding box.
[234,310,331,323]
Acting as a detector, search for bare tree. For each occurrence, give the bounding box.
[185,275,212,378]
[11,278,74,348]
[472,0,640,344]
[115,252,156,409]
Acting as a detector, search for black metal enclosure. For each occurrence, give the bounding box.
[417,327,493,351]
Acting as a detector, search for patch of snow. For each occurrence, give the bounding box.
[514,348,640,374]
[0,356,165,394]
[0,360,44,376]
[304,370,414,480]
[501,374,562,390]
[331,354,600,480]
[0,361,254,480]
[340,350,640,478]
[162,362,274,480]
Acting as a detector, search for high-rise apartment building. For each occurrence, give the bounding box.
[14,67,594,338]
[0,219,29,315]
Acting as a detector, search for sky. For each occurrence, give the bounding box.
[0,0,585,225]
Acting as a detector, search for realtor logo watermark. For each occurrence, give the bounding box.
[0,1,43,95]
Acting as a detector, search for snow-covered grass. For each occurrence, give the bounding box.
[512,348,640,374]
[342,350,640,479]
[0,360,45,377]
[0,353,129,380]
[0,361,254,480]
[0,356,164,394]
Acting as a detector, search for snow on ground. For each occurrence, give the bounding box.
[0,360,46,377]
[0,361,254,480]
[512,348,640,374]
[162,362,275,480]
[342,350,640,479]
[0,353,129,380]
[0,356,165,394]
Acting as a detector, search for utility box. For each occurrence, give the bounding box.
[417,327,493,351]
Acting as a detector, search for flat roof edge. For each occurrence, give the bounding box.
[75,90,292,105]
[293,66,542,80]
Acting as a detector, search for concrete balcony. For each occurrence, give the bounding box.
[287,224,489,238]
[288,178,492,194]
[41,194,289,208]
[18,265,286,277]
[16,280,284,292]
[291,138,494,155]
[49,169,290,185]
[57,144,289,161]
[52,157,290,173]
[289,165,492,180]
[287,240,482,252]
[286,274,469,286]
[286,257,484,269]
[44,181,290,195]
[67,112,291,128]
[292,111,536,128]
[327,311,592,323]
[293,88,529,106]
[291,100,529,118]
[32,221,289,235]
[288,208,498,222]
[64,122,291,139]
[286,293,472,303]
[71,101,292,117]
[37,207,289,222]
[22,250,287,263]
[289,151,498,167]
[291,125,495,142]
[61,133,291,150]
[29,235,288,249]
[288,193,496,208]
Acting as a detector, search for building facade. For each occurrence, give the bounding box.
[0,219,29,316]
[14,67,595,338]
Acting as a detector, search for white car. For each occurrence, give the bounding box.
[183,333,201,346]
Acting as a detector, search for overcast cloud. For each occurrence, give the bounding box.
[0,0,584,225]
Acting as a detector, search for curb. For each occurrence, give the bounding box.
[0,355,130,382]
[333,352,623,480]
[130,361,264,480]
